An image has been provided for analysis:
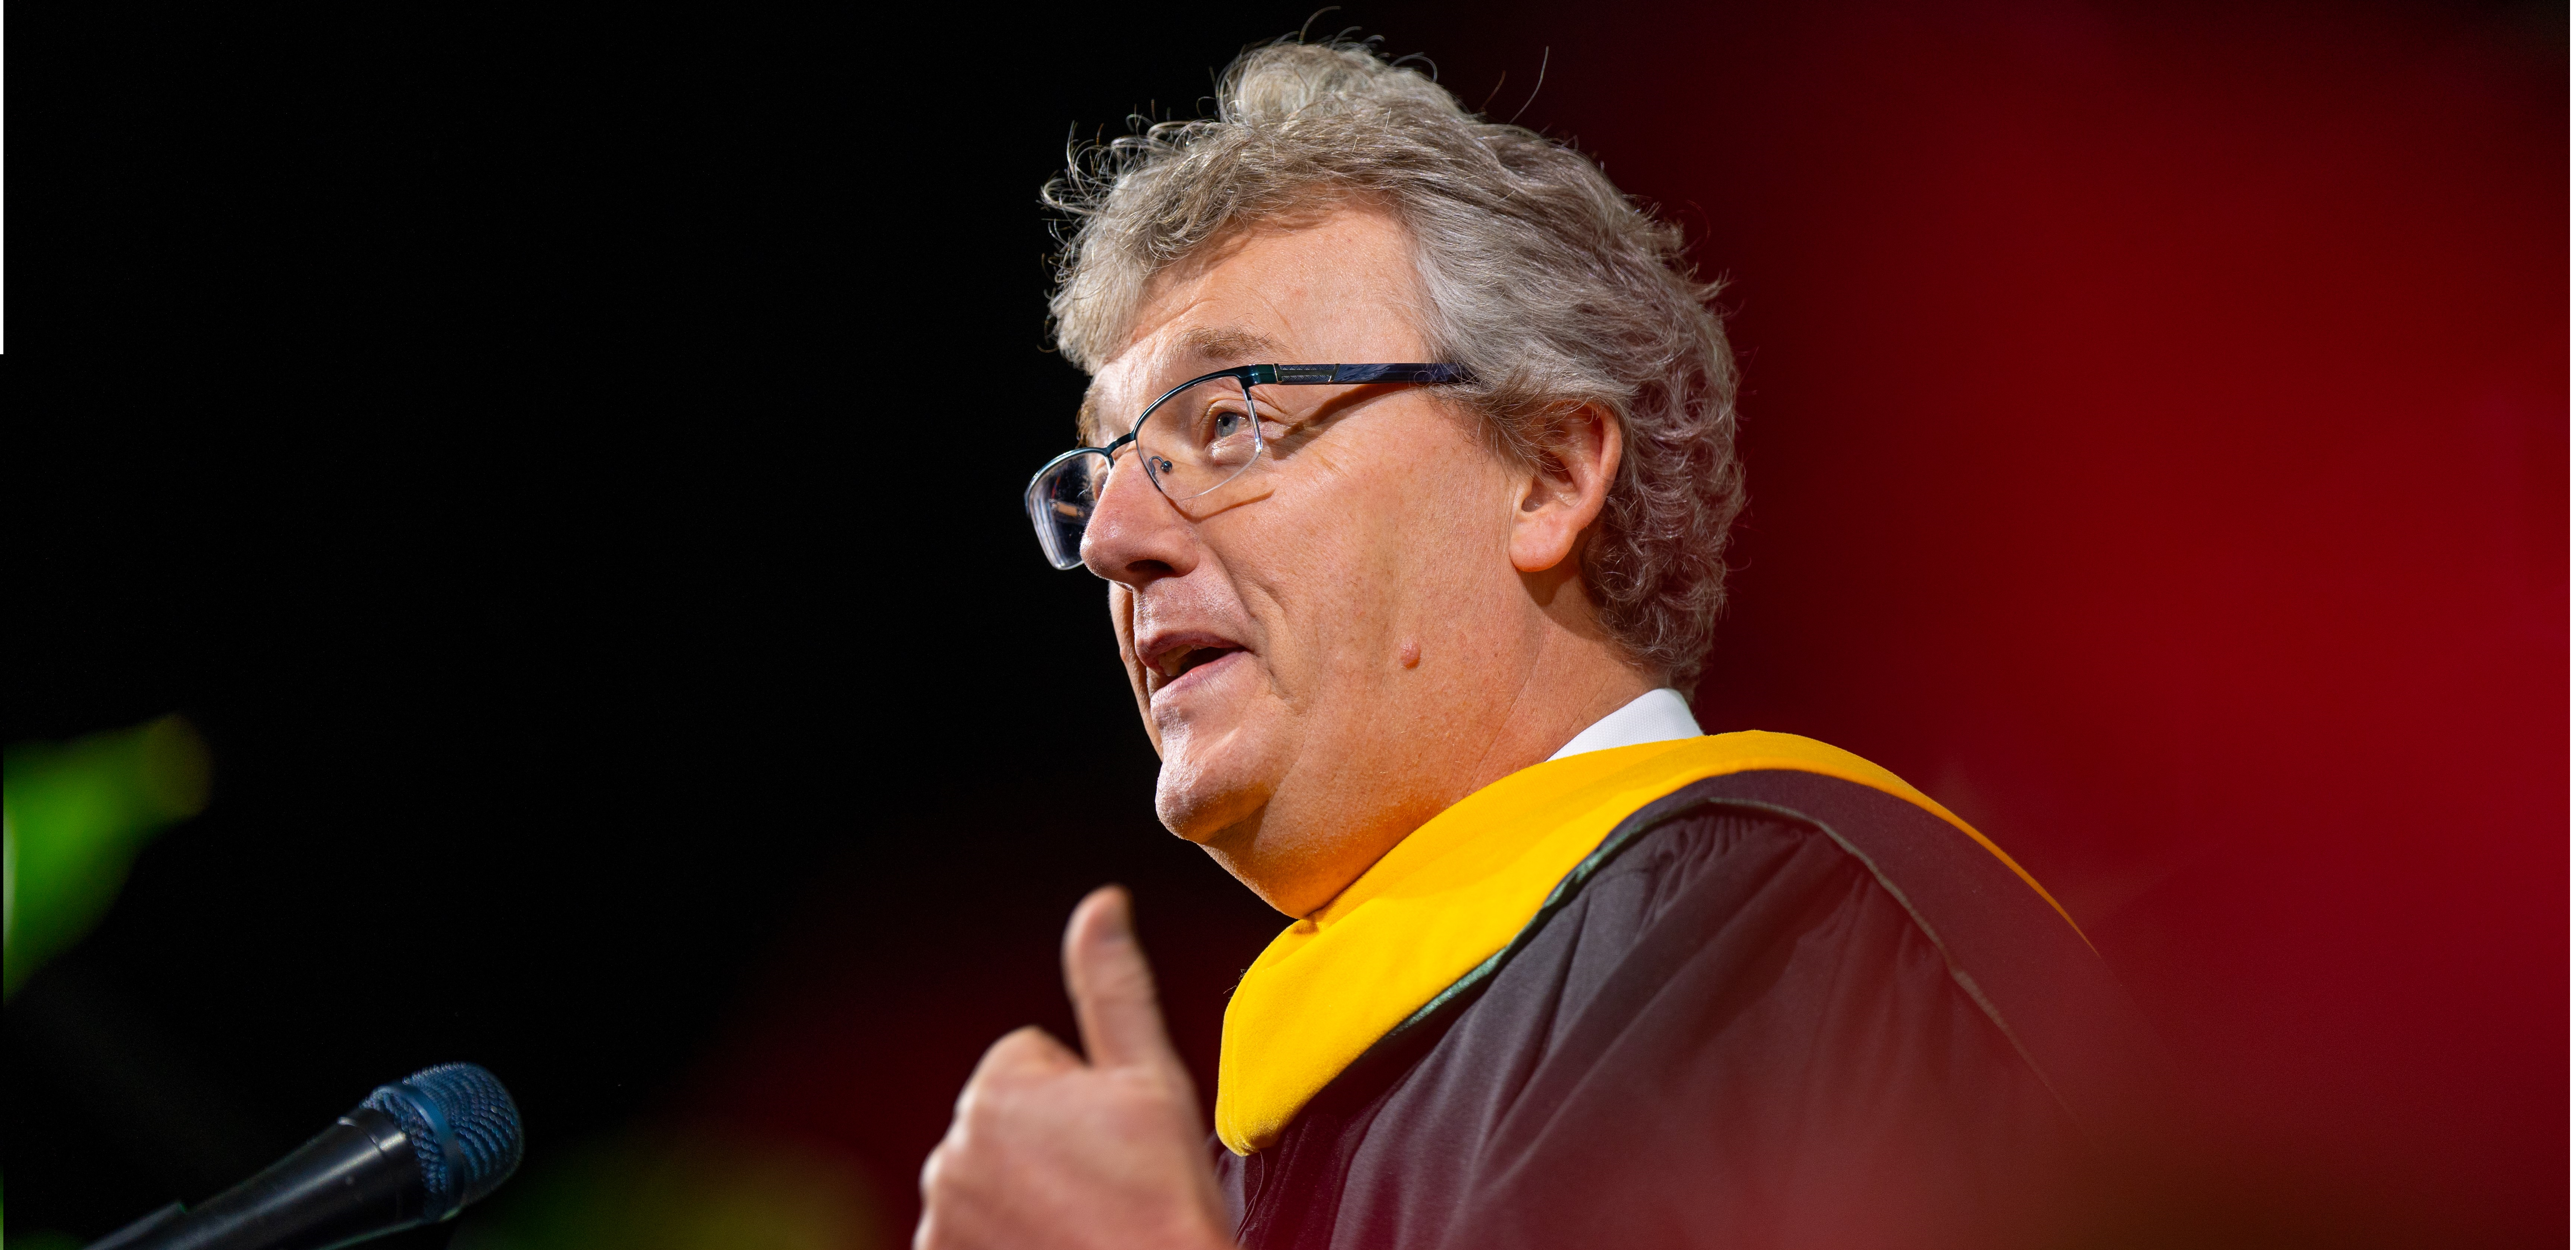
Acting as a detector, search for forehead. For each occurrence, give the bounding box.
[1078,208,1423,438]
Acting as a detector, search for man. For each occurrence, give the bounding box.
[918,41,2162,1250]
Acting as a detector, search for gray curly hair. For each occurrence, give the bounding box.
[1045,40,1745,688]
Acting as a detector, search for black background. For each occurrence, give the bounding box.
[10,2,2565,1247]
[13,6,1479,1241]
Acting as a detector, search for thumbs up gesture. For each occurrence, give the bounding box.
[916,886,1236,1250]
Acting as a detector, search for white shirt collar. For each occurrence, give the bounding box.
[1545,687,1704,761]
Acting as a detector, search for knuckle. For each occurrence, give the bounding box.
[973,1028,1033,1077]
[954,1077,1000,1123]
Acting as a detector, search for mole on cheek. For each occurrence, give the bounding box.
[1399,640,1421,669]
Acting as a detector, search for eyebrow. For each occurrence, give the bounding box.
[1177,325,1287,366]
[1077,324,1291,443]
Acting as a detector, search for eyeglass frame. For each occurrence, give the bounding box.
[1024,362,1471,571]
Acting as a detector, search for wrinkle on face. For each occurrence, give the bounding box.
[1079,206,1651,917]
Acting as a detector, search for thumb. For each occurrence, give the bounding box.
[1063,885,1185,1075]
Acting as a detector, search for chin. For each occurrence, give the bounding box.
[1152,741,1275,845]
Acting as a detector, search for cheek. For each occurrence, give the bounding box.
[1108,584,1157,739]
[1207,412,1509,691]
[1234,479,1419,673]
[1108,583,1137,663]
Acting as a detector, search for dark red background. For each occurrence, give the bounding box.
[11,2,2564,1246]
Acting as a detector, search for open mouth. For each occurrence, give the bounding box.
[1145,636,1247,692]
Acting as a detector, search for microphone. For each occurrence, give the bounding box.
[87,1062,525,1250]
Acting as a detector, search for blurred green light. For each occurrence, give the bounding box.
[2,714,211,999]
[450,1130,886,1250]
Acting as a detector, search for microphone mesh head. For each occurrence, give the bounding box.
[361,1062,525,1213]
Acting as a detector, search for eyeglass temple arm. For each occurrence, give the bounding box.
[1250,363,1470,386]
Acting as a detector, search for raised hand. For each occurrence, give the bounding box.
[915,886,1235,1250]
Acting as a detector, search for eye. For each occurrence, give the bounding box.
[1209,407,1247,440]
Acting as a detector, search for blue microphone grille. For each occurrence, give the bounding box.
[360,1062,525,1214]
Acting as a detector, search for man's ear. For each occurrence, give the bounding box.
[1508,403,1622,574]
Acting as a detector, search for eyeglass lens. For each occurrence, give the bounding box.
[1025,376,1265,570]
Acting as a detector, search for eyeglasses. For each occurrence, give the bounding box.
[1023,362,1469,571]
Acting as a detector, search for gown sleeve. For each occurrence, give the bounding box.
[1431,806,2087,1250]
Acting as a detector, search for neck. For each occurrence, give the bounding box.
[1464,628,1660,785]
[1209,626,1656,917]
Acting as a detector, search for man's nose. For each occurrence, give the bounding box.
[1080,450,1199,585]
